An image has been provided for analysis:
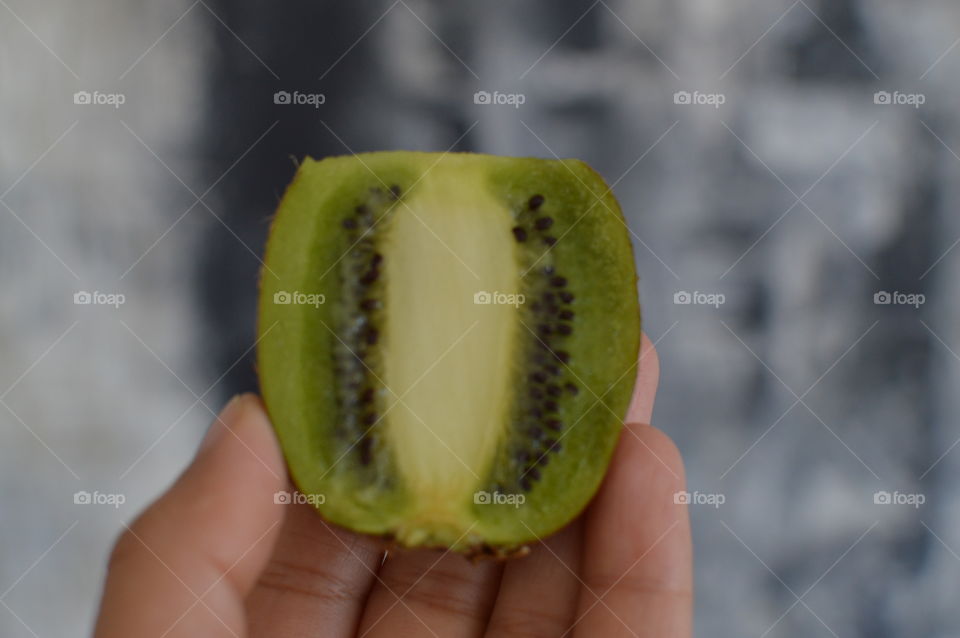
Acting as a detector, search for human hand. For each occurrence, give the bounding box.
[94,333,692,637]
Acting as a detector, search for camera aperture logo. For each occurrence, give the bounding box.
[274,90,326,108]
[273,490,326,506]
[73,90,125,108]
[74,490,126,508]
[673,490,725,508]
[273,290,326,307]
[474,490,526,508]
[673,290,725,308]
[674,90,725,108]
[474,290,525,307]
[74,290,125,308]
[874,490,924,508]
[873,91,925,108]
[473,90,526,109]
[874,290,924,308]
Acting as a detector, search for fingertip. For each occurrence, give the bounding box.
[196,392,286,489]
[626,331,660,424]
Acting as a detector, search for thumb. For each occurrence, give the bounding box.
[94,394,288,638]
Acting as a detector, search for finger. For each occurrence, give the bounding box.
[246,502,385,637]
[484,520,583,637]
[575,336,692,638]
[483,332,660,637]
[358,550,503,638]
[94,394,288,638]
[626,331,659,424]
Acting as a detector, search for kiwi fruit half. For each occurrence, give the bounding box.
[257,151,639,555]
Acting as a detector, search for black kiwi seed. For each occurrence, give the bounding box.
[362,412,378,426]
[355,204,369,215]
[372,253,384,267]
[545,364,561,377]
[558,309,574,321]
[544,292,556,303]
[550,276,567,288]
[359,387,374,403]
[360,270,379,285]
[530,301,542,312]
[534,217,553,230]
[545,439,561,452]
[556,324,572,336]
[520,478,532,491]
[342,218,358,229]
[528,426,543,439]
[389,184,401,199]
[546,419,562,431]
[543,236,557,246]
[529,387,544,399]
[559,292,574,304]
[538,324,552,336]
[554,351,571,364]
[530,372,547,384]
[360,298,381,311]
[565,382,578,395]
[527,467,541,481]
[359,437,373,465]
[511,226,527,242]
[544,400,558,412]
[528,194,545,210]
[546,384,562,397]
[365,327,379,345]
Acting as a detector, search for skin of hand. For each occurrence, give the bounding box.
[93,333,692,637]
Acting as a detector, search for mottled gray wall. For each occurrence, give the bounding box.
[3,1,960,636]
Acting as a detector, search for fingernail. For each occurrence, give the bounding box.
[200,394,245,453]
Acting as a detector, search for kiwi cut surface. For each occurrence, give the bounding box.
[258,151,639,554]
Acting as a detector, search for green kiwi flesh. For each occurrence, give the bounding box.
[257,151,639,554]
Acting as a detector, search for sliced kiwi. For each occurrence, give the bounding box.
[257,151,639,554]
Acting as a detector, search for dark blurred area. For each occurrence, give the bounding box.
[4,1,960,636]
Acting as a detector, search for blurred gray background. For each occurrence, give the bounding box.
[3,0,960,636]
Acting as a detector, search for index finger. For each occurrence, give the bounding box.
[575,332,693,637]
